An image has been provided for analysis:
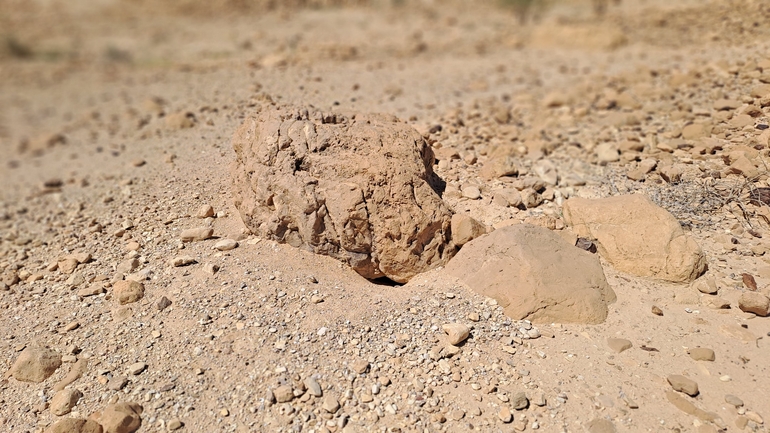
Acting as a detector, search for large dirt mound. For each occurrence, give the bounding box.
[231,104,456,283]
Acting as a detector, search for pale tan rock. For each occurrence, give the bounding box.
[480,155,518,179]
[738,291,770,316]
[562,194,706,282]
[167,419,183,430]
[713,99,741,110]
[595,142,619,164]
[58,258,79,274]
[9,346,62,383]
[44,418,103,433]
[692,276,718,294]
[352,359,369,374]
[750,83,770,98]
[607,338,632,353]
[196,204,215,218]
[730,114,754,128]
[168,256,197,267]
[521,188,543,209]
[729,155,759,179]
[112,280,145,305]
[214,239,238,251]
[688,348,715,361]
[451,214,486,247]
[498,406,512,423]
[665,391,721,424]
[702,295,730,309]
[658,164,683,183]
[95,402,143,433]
[50,388,83,415]
[231,105,455,283]
[682,123,712,140]
[720,324,757,343]
[586,418,617,433]
[78,284,105,297]
[273,385,294,403]
[442,323,470,345]
[180,227,213,242]
[493,188,523,208]
[322,395,340,413]
[667,374,699,396]
[445,224,616,324]
[165,111,195,129]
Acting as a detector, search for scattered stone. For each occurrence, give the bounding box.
[273,385,294,403]
[607,338,632,353]
[53,358,87,392]
[352,359,369,374]
[688,348,715,361]
[156,296,172,311]
[9,346,62,383]
[493,188,523,208]
[127,362,147,375]
[724,395,744,407]
[702,295,730,309]
[563,194,706,282]
[451,214,487,247]
[322,395,340,413]
[667,374,699,396]
[462,185,482,200]
[168,256,197,267]
[113,280,145,305]
[442,323,471,346]
[446,224,616,324]
[511,392,529,410]
[532,159,558,185]
[596,143,619,164]
[692,276,718,294]
[180,227,213,242]
[202,263,218,274]
[107,376,129,391]
[58,258,79,274]
[666,391,720,424]
[674,288,700,305]
[214,239,238,251]
[165,111,195,129]
[575,237,597,253]
[651,305,664,316]
[743,273,758,291]
[167,419,184,430]
[43,418,103,433]
[196,204,215,218]
[586,418,617,433]
[78,284,106,297]
[739,291,770,316]
[480,155,518,179]
[231,105,456,283]
[498,406,512,423]
[304,377,323,397]
[682,123,712,140]
[96,402,143,433]
[745,411,764,424]
[50,388,83,416]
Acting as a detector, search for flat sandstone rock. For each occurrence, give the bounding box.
[445,224,616,324]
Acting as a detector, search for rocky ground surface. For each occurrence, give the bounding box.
[2,0,770,432]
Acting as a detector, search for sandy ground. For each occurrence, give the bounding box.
[1,0,770,432]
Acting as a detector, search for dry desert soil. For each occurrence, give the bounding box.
[2,0,770,432]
